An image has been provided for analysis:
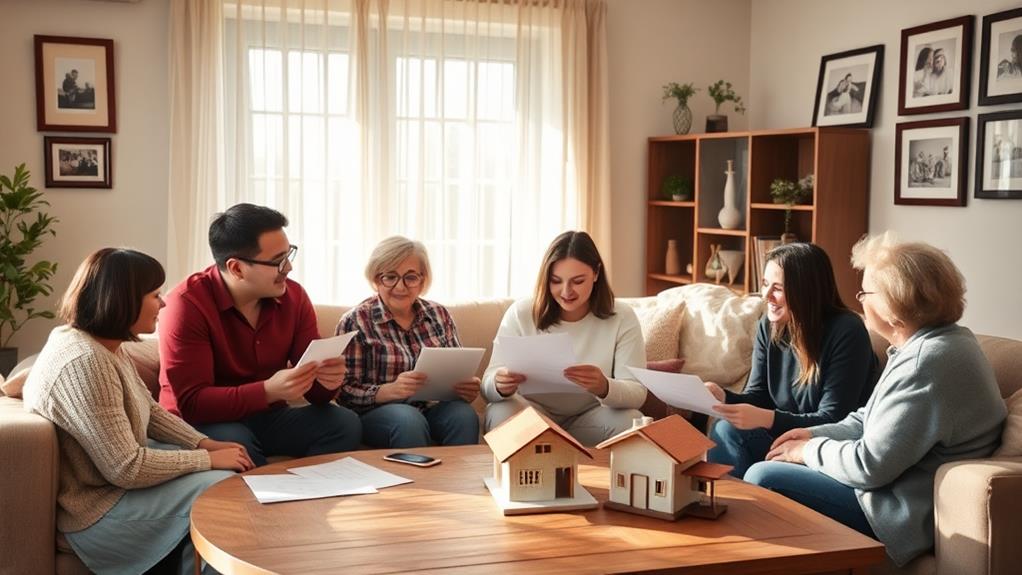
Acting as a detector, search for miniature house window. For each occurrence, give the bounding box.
[518,469,542,486]
[654,480,666,497]
[534,443,552,454]
[616,473,625,487]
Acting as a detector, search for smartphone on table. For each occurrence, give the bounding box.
[383,452,442,467]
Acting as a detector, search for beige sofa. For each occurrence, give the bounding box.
[2,285,1020,575]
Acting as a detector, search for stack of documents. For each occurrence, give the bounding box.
[242,457,412,504]
[493,333,587,395]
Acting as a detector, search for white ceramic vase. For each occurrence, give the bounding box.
[717,159,742,230]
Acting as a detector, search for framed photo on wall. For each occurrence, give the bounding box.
[975,110,1022,199]
[898,16,973,115]
[812,44,884,128]
[978,7,1022,106]
[34,35,116,132]
[895,118,969,206]
[43,136,112,188]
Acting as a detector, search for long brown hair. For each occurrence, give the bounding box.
[766,243,847,386]
[532,231,615,331]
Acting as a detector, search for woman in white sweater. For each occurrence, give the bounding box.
[23,248,254,575]
[482,231,646,445]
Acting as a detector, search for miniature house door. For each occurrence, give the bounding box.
[555,467,573,498]
[631,474,649,509]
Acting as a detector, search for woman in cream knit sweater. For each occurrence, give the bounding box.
[23,248,254,575]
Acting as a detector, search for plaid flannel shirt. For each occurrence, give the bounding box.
[336,295,461,413]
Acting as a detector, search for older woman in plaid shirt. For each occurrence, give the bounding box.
[336,237,480,448]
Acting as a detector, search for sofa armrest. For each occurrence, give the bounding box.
[0,397,59,575]
[934,457,1022,575]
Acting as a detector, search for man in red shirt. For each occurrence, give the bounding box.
[158,203,361,465]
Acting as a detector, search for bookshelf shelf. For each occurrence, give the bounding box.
[646,127,871,306]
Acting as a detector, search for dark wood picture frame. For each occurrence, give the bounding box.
[34,35,116,132]
[894,118,969,207]
[898,16,973,116]
[812,44,884,128]
[978,7,1022,106]
[43,136,112,189]
[975,110,1022,199]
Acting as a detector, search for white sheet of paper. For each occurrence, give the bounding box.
[296,331,358,368]
[410,347,486,401]
[494,333,587,395]
[627,366,722,417]
[288,456,413,489]
[242,474,377,504]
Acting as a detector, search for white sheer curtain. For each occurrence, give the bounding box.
[169,0,610,304]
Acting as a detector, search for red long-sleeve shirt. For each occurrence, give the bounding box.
[158,265,336,424]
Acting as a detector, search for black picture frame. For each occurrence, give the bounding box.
[34,35,116,132]
[812,44,884,128]
[43,136,112,189]
[894,118,968,207]
[975,110,1022,199]
[898,16,973,116]
[978,7,1022,106]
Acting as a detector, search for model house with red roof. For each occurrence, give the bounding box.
[596,414,732,521]
[482,406,598,515]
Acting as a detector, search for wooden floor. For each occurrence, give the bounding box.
[191,445,885,574]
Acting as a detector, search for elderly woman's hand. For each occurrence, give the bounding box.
[766,437,809,464]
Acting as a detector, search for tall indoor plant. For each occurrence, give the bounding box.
[0,164,59,375]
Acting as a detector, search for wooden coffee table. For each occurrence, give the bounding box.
[191,445,885,574]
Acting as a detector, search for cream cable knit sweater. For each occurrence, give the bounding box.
[23,326,211,533]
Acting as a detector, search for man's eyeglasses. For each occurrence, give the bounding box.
[855,290,875,303]
[235,245,298,274]
[377,272,424,289]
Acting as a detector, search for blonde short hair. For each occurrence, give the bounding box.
[364,236,432,293]
[850,232,965,328]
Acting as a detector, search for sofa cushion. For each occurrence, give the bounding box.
[0,355,38,399]
[626,296,686,361]
[995,388,1022,457]
[658,284,765,390]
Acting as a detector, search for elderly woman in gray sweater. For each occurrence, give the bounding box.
[745,233,1006,567]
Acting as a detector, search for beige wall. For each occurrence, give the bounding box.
[607,0,751,297]
[0,0,171,356]
[749,0,1022,339]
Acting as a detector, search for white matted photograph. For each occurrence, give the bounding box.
[976,111,1022,199]
[34,35,116,132]
[43,136,112,188]
[812,45,883,128]
[979,7,1022,106]
[895,118,968,206]
[899,16,973,115]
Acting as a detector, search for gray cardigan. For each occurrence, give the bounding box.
[803,324,1006,567]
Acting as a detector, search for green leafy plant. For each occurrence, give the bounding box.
[661,175,693,200]
[769,174,814,234]
[0,164,59,347]
[662,82,699,108]
[707,80,746,115]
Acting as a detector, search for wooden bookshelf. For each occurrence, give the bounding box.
[645,127,871,307]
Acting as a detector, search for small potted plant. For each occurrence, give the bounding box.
[0,164,59,376]
[769,174,813,243]
[661,175,693,202]
[662,82,699,135]
[706,80,746,133]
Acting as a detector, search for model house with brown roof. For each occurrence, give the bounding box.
[482,406,598,515]
[596,414,733,521]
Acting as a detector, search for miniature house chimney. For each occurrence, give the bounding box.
[631,416,654,429]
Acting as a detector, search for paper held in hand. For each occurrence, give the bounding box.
[409,347,486,401]
[296,331,358,368]
[494,333,587,395]
[627,366,722,417]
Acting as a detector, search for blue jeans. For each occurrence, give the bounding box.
[196,404,362,467]
[745,460,876,538]
[360,401,479,448]
[708,419,775,479]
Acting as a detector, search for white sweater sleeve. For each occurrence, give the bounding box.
[481,302,526,403]
[599,303,647,409]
